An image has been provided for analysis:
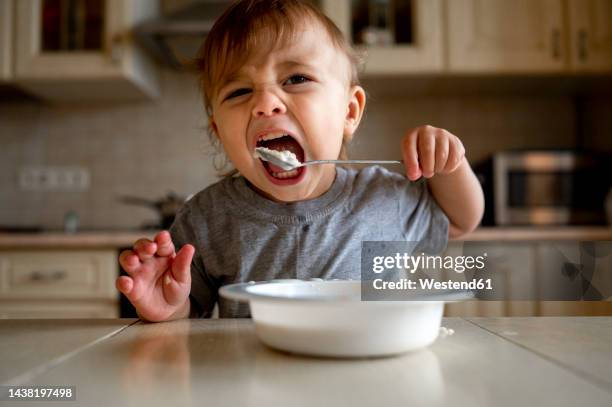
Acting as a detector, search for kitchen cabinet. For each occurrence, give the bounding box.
[536,242,612,316]
[445,0,567,72]
[439,241,479,316]
[14,0,159,101]
[0,0,13,81]
[445,0,612,73]
[567,0,612,72]
[442,240,612,317]
[0,249,119,318]
[443,241,537,317]
[320,0,444,74]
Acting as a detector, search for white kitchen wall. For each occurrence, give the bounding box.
[0,70,217,230]
[0,68,609,230]
[349,90,577,164]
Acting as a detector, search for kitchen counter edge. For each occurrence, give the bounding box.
[0,227,611,249]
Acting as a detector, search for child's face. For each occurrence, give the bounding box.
[209,21,365,202]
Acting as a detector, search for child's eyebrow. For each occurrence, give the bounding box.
[276,59,318,72]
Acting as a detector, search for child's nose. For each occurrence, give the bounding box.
[252,90,287,117]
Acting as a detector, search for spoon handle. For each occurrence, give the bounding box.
[299,159,423,183]
[299,159,403,167]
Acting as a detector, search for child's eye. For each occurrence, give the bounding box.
[284,74,311,86]
[225,88,251,100]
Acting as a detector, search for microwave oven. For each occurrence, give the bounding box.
[491,150,610,226]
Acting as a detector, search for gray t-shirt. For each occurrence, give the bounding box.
[169,165,449,318]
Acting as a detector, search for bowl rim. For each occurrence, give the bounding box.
[219,279,474,304]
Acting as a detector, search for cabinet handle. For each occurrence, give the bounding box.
[551,29,561,59]
[29,270,67,282]
[110,34,125,64]
[578,29,588,61]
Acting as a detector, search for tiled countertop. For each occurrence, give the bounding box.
[1,318,611,406]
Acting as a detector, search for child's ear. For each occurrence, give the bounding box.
[208,116,220,139]
[343,85,366,142]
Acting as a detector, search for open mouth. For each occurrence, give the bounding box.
[256,134,305,180]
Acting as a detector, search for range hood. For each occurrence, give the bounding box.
[134,0,234,69]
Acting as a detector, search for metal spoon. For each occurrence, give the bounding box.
[255,147,404,171]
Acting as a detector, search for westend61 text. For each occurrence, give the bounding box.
[373,278,493,291]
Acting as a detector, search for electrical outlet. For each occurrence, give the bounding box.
[19,167,90,191]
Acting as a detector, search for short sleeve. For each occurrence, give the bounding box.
[169,203,218,318]
[396,178,449,255]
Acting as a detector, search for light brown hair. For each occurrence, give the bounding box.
[193,0,363,176]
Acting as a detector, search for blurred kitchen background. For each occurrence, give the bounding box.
[0,0,611,318]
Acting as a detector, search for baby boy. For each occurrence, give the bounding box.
[116,0,484,320]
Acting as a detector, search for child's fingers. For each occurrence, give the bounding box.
[402,130,421,181]
[170,244,195,285]
[443,136,465,173]
[418,130,435,178]
[119,250,141,275]
[154,231,175,257]
[161,270,188,306]
[443,137,458,173]
[160,245,194,306]
[434,133,449,173]
[133,238,157,261]
[116,275,134,295]
[116,275,145,304]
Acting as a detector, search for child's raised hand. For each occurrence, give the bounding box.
[401,125,466,181]
[116,231,194,322]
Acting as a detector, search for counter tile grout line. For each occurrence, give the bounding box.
[463,318,612,394]
[2,320,140,387]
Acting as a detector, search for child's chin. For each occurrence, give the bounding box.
[246,178,305,202]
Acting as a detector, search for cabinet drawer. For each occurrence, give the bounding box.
[0,250,117,300]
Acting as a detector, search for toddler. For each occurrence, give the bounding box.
[116,0,484,320]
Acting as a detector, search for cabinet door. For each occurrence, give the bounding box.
[445,0,567,72]
[536,241,612,315]
[0,249,119,318]
[321,0,444,74]
[14,0,159,101]
[443,241,537,317]
[0,0,13,80]
[567,0,612,72]
[0,250,118,300]
[441,242,481,316]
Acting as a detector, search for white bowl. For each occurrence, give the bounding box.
[220,280,471,358]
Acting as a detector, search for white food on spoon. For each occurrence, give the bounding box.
[254,147,302,171]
